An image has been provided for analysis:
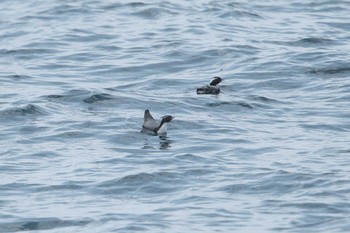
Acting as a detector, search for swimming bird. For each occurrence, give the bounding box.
[142,109,174,134]
[196,76,223,94]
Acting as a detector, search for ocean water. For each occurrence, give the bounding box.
[1,0,350,232]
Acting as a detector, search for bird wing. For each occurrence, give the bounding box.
[209,77,222,86]
[144,109,155,121]
[143,109,159,131]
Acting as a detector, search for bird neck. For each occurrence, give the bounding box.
[154,120,167,134]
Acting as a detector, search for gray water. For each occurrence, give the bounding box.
[1,0,350,232]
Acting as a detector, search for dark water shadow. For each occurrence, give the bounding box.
[141,132,173,150]
[0,217,93,232]
[159,135,173,150]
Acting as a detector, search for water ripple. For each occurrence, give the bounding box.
[0,104,47,119]
[1,0,350,232]
[0,218,92,232]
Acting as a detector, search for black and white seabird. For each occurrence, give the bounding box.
[196,76,223,95]
[142,109,174,134]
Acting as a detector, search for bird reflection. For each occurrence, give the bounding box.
[159,135,172,150]
[141,135,173,150]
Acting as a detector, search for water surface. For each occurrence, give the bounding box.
[1,0,350,232]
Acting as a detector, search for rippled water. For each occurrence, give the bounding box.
[1,0,350,232]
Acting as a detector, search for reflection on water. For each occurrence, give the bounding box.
[159,135,172,150]
[141,135,173,150]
